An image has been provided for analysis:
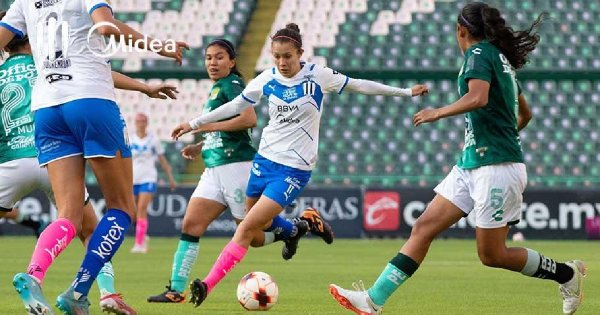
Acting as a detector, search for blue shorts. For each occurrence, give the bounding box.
[133,182,157,196]
[246,154,311,207]
[34,98,131,166]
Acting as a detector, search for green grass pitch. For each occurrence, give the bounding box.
[1,237,598,314]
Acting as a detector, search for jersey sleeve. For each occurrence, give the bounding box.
[85,0,113,15]
[316,66,349,94]
[154,136,165,155]
[239,70,269,105]
[222,78,245,102]
[0,0,27,39]
[463,48,492,83]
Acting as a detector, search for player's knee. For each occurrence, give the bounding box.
[410,218,436,242]
[182,218,207,236]
[478,250,506,268]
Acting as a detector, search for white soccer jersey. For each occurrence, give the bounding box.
[0,0,116,110]
[130,133,164,184]
[242,62,348,170]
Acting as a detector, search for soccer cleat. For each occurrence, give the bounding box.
[99,293,137,315]
[329,282,382,315]
[147,282,186,303]
[281,220,309,260]
[188,279,208,307]
[300,207,334,244]
[560,260,586,315]
[12,273,54,315]
[55,287,90,315]
[130,244,147,254]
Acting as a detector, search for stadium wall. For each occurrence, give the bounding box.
[1,185,599,240]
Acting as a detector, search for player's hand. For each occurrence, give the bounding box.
[411,84,429,96]
[171,122,193,140]
[181,143,202,160]
[413,107,440,126]
[158,41,190,66]
[169,179,177,191]
[145,84,179,100]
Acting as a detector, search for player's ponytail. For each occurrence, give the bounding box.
[458,2,546,69]
[272,23,303,51]
[206,38,243,79]
[0,11,29,56]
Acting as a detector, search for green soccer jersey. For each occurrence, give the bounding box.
[0,54,37,164]
[201,73,256,167]
[456,41,524,169]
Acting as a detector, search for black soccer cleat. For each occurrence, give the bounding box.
[189,279,208,307]
[300,207,335,244]
[282,220,309,260]
[147,282,186,303]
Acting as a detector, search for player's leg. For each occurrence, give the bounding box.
[330,166,470,314]
[13,155,85,314]
[148,197,226,303]
[132,188,153,253]
[55,99,134,314]
[189,195,286,307]
[473,163,584,314]
[2,207,49,237]
[242,160,307,252]
[78,200,136,314]
[0,159,50,237]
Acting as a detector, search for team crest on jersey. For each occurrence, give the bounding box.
[209,87,220,100]
[282,87,298,101]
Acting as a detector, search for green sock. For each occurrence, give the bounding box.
[97,261,116,297]
[170,233,200,293]
[367,253,419,306]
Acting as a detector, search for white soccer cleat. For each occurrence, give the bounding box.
[99,293,137,315]
[560,260,586,315]
[130,244,147,254]
[329,281,382,315]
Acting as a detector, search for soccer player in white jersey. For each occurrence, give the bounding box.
[0,0,187,314]
[171,23,428,308]
[0,9,178,314]
[129,112,177,254]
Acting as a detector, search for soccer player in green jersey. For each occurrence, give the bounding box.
[0,10,177,314]
[330,3,585,315]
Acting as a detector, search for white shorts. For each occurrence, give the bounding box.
[0,158,54,211]
[434,163,527,228]
[0,158,90,211]
[191,161,252,220]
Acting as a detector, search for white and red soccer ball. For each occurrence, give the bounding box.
[237,271,278,311]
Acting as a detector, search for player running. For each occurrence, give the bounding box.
[0,1,187,314]
[148,38,333,303]
[329,3,585,315]
[171,23,428,308]
[129,112,177,254]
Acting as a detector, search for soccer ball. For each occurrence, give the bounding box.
[237,271,278,311]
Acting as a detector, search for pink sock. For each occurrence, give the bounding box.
[135,218,148,246]
[27,218,76,284]
[203,241,248,293]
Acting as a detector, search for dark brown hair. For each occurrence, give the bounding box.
[458,2,546,69]
[272,23,302,51]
